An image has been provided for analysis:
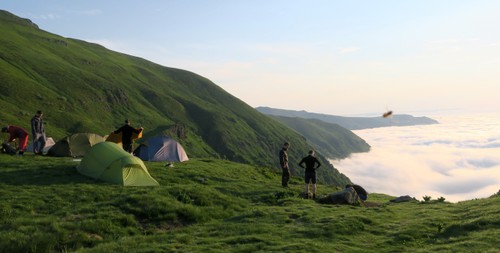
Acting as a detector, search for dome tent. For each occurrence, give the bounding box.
[134,136,189,162]
[47,133,105,157]
[77,142,159,186]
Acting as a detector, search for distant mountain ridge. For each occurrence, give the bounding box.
[257,107,439,130]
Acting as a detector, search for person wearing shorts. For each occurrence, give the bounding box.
[299,150,321,199]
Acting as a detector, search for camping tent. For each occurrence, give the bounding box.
[105,128,143,144]
[47,133,105,157]
[77,142,159,186]
[134,136,189,162]
[27,137,55,153]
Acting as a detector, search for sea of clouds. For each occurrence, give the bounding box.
[331,113,500,202]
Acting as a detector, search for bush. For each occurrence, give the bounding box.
[422,195,432,202]
[490,189,500,198]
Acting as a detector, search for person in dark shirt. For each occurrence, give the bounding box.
[31,110,46,155]
[299,150,321,199]
[279,142,291,187]
[2,125,29,155]
[114,119,142,153]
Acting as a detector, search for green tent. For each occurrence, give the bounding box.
[77,142,159,186]
[47,133,105,157]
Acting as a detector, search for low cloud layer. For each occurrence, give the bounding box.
[331,114,500,202]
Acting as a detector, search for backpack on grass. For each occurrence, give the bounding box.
[1,143,17,155]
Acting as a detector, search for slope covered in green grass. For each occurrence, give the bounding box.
[268,115,370,159]
[0,10,352,185]
[0,155,498,252]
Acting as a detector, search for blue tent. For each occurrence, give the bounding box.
[134,136,189,162]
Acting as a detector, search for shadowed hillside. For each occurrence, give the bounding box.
[267,115,370,159]
[257,106,439,130]
[0,10,354,185]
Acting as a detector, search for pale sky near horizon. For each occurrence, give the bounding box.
[2,1,500,116]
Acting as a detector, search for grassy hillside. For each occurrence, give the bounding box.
[257,107,439,130]
[0,155,498,252]
[268,115,370,159]
[0,10,353,185]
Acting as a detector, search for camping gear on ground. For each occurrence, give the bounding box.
[347,184,368,201]
[134,136,189,162]
[390,195,414,203]
[318,186,361,205]
[77,142,159,186]
[1,143,17,155]
[27,137,55,153]
[47,133,105,157]
[105,128,143,144]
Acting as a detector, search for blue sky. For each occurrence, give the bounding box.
[2,1,500,115]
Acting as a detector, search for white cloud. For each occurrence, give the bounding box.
[331,114,500,202]
[488,41,500,47]
[35,13,58,20]
[338,47,360,54]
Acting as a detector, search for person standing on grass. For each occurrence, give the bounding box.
[299,149,321,199]
[279,142,291,187]
[2,125,29,156]
[31,110,46,155]
[113,119,142,153]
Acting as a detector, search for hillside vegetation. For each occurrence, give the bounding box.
[257,107,439,130]
[0,10,354,185]
[267,115,370,159]
[0,155,498,252]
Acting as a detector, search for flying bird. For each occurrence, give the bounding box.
[383,110,393,118]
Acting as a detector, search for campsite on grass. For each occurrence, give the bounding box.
[1,6,499,253]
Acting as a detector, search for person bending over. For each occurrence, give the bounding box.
[2,125,29,155]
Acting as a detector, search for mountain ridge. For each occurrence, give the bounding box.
[256,106,439,130]
[266,115,370,159]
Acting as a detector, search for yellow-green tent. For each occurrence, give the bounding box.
[47,133,105,157]
[77,142,159,186]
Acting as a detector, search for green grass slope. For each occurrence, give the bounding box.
[0,10,352,185]
[0,155,498,252]
[268,115,370,159]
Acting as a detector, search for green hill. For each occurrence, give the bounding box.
[0,10,352,185]
[257,106,439,130]
[267,115,370,159]
[0,155,498,252]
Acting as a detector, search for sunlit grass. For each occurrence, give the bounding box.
[0,154,498,252]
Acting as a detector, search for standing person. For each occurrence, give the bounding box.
[298,150,321,199]
[114,119,142,153]
[2,125,29,155]
[279,142,291,187]
[31,110,46,155]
